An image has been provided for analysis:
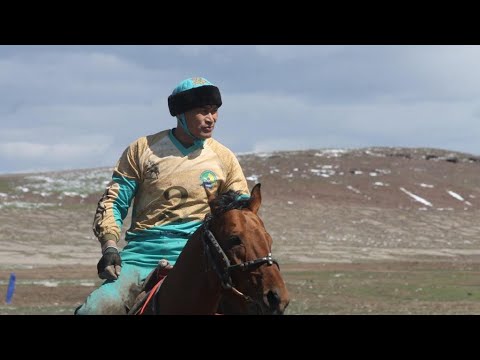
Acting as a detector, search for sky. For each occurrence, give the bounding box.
[1,45,480,174]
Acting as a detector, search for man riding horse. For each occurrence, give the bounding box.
[75,77,250,315]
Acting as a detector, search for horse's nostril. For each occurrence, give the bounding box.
[266,290,281,309]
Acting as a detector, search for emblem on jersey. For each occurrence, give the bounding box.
[145,159,160,179]
[200,170,218,189]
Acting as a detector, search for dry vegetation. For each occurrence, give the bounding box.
[1,147,480,314]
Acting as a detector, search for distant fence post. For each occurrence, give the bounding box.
[6,272,16,304]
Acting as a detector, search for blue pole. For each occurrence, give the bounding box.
[6,272,16,304]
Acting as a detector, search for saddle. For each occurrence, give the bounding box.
[127,259,173,315]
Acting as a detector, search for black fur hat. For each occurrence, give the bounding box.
[168,84,222,116]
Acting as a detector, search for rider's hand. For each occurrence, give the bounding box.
[97,246,122,280]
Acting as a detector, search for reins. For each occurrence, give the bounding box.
[202,213,280,306]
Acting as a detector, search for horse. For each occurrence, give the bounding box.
[129,183,290,315]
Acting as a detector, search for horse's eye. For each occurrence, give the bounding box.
[229,236,242,246]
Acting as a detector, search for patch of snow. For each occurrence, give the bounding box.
[314,149,346,157]
[447,190,464,201]
[347,185,361,194]
[400,187,432,207]
[33,280,59,287]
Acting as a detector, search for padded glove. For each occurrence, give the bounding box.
[97,246,122,280]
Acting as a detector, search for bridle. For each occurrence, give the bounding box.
[202,213,280,308]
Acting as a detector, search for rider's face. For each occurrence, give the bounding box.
[184,105,218,139]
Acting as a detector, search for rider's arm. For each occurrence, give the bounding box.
[93,141,142,249]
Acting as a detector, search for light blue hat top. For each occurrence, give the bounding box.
[172,77,214,95]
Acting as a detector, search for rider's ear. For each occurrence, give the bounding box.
[248,183,262,214]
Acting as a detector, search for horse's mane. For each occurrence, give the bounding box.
[211,190,251,217]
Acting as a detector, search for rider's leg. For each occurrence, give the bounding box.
[74,263,153,315]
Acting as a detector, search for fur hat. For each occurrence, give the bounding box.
[168,77,222,116]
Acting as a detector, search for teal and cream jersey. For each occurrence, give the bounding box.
[93,129,249,267]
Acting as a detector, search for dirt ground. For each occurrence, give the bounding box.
[2,147,480,314]
[3,259,480,315]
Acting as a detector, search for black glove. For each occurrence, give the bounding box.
[97,247,122,280]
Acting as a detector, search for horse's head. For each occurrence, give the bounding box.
[204,183,290,315]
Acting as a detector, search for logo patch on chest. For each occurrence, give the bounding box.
[200,170,218,189]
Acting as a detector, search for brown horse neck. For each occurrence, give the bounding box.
[154,227,224,314]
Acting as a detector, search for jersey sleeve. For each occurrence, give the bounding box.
[92,141,142,244]
[220,151,250,197]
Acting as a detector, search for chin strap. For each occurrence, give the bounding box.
[177,114,205,148]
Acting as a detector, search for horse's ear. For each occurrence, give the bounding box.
[203,184,217,210]
[248,183,262,214]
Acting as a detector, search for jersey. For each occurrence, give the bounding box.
[92,129,249,268]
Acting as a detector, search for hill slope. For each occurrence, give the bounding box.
[1,146,479,266]
[2,147,480,314]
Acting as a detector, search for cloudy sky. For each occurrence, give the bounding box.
[1,45,480,174]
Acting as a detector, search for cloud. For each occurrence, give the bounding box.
[0,136,112,160]
[254,45,348,62]
[0,49,175,111]
[1,45,480,173]
[218,92,480,154]
[393,45,480,101]
[0,135,115,173]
